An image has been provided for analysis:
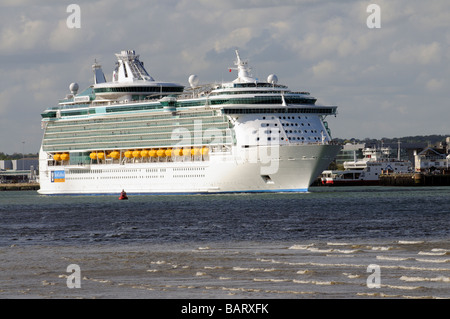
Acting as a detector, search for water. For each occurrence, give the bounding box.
[0,186,449,299]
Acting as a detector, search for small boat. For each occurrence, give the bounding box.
[119,190,128,200]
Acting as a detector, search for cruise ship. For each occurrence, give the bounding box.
[38,50,341,195]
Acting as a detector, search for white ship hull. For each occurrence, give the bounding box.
[38,49,342,195]
[38,144,340,195]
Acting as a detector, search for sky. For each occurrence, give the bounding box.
[0,0,449,153]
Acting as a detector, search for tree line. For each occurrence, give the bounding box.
[0,153,39,160]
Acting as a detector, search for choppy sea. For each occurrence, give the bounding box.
[0,186,448,301]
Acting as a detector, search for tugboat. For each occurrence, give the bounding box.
[119,189,128,200]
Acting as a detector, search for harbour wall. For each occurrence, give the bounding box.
[0,183,40,191]
[379,173,450,186]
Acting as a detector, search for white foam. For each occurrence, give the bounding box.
[232,266,275,272]
[327,242,352,246]
[398,240,424,244]
[370,246,394,251]
[431,248,449,253]
[400,275,450,283]
[293,279,340,286]
[343,272,361,279]
[382,284,421,290]
[418,251,447,256]
[288,244,313,250]
[204,266,223,270]
[253,278,289,283]
[376,255,411,261]
[415,258,450,263]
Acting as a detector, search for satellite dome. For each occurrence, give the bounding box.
[188,75,199,88]
[267,74,278,84]
[69,82,79,94]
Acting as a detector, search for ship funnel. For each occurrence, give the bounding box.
[92,60,107,84]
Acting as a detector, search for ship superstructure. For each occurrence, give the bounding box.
[38,50,341,195]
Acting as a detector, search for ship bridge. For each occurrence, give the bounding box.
[92,50,184,101]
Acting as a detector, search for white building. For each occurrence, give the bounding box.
[414,148,449,172]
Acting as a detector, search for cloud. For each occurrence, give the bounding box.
[0,0,449,153]
[389,42,442,65]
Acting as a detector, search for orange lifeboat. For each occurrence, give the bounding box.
[173,149,183,157]
[157,149,166,157]
[132,150,141,158]
[110,151,120,159]
[149,149,157,157]
[89,152,98,160]
[53,153,62,161]
[182,148,191,156]
[61,153,70,161]
[140,150,149,158]
[201,147,209,155]
[124,151,133,158]
[165,149,172,157]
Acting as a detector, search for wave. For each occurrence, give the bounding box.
[370,246,394,251]
[400,275,450,283]
[288,244,313,250]
[293,279,343,286]
[288,245,360,254]
[418,251,448,256]
[415,258,450,263]
[232,267,276,272]
[343,272,361,279]
[376,255,412,261]
[398,240,424,244]
[326,242,352,246]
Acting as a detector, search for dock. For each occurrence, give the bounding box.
[379,173,450,186]
[0,183,40,191]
